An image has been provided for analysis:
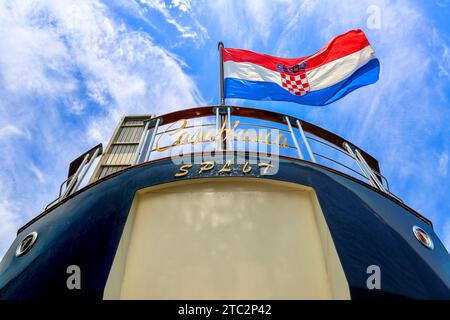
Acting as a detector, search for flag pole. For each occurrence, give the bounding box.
[218,41,225,105]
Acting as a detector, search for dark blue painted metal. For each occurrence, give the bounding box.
[0,154,449,300]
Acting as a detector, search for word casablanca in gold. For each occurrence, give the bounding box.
[156,119,290,152]
[174,161,273,177]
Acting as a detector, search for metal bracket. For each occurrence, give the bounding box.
[213,106,233,115]
[285,116,304,160]
[146,117,163,128]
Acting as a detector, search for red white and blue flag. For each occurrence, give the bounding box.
[222,29,380,106]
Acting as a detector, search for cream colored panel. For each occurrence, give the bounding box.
[104,179,349,300]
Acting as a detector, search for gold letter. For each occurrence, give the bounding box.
[214,121,227,143]
[175,164,192,177]
[218,160,232,173]
[243,162,252,173]
[202,128,214,142]
[235,129,245,142]
[264,132,273,145]
[275,134,289,149]
[215,120,240,144]
[258,162,273,175]
[199,161,215,173]
[191,128,202,145]
[156,119,188,152]
[243,130,258,142]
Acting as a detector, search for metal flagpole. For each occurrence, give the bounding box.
[217,41,227,151]
[218,41,225,106]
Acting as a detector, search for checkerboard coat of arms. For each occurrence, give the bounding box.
[277,62,310,96]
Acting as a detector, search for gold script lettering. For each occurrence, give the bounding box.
[199,161,215,173]
[243,162,252,173]
[218,160,232,173]
[155,119,188,152]
[275,134,288,149]
[258,162,273,175]
[156,119,289,152]
[174,164,192,177]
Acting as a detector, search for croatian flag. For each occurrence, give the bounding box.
[222,29,380,106]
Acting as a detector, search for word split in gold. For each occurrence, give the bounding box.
[174,161,273,177]
[156,119,289,152]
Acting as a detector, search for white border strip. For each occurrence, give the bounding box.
[224,45,376,92]
[306,45,375,90]
[224,61,282,86]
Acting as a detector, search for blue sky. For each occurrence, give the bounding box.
[0,0,449,258]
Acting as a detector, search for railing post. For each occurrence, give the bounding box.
[296,120,316,163]
[72,147,101,193]
[218,42,225,106]
[215,107,221,151]
[227,106,233,151]
[61,153,90,198]
[285,116,304,160]
[132,120,150,165]
[354,149,386,192]
[144,118,161,162]
[343,142,376,188]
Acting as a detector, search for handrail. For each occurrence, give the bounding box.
[234,122,291,134]
[306,135,351,158]
[125,105,389,195]
[313,152,369,181]
[146,105,380,173]
[40,105,409,239]
[49,105,396,209]
[47,144,103,209]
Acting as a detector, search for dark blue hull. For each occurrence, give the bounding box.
[0,154,449,299]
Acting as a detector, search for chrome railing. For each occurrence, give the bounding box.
[46,144,102,209]
[50,106,399,208]
[132,106,393,196]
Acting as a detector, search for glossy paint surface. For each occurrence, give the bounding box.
[0,154,449,299]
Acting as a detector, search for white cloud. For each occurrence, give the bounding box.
[170,0,191,13]
[0,125,29,140]
[1,0,449,260]
[0,0,203,258]
[438,152,448,176]
[29,163,47,183]
[201,0,320,49]
[137,0,208,44]
[194,0,450,244]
